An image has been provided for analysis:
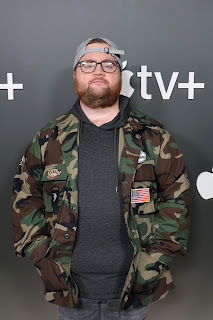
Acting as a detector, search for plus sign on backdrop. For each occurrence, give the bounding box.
[0,1,212,320]
[0,73,23,100]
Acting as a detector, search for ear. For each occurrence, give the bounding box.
[73,71,76,80]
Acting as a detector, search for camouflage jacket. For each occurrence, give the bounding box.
[12,108,191,312]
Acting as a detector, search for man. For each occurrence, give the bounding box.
[12,37,191,320]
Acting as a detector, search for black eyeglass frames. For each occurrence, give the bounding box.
[75,60,120,73]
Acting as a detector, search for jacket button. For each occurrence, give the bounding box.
[64,233,70,239]
[71,206,75,210]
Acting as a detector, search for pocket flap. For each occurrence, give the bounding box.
[135,161,155,182]
[41,164,68,182]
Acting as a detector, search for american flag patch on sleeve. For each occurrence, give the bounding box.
[131,188,150,203]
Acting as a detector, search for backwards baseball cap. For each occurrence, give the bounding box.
[73,37,125,70]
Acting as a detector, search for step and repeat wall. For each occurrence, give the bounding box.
[1,1,212,319]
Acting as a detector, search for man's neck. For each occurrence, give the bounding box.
[79,99,120,127]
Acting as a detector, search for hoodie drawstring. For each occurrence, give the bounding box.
[114,128,119,193]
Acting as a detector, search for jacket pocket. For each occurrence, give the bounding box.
[35,257,70,291]
[131,251,159,294]
[41,164,68,213]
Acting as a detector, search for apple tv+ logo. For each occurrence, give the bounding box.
[196,170,213,200]
[120,62,205,100]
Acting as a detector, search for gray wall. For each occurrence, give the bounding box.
[1,1,212,319]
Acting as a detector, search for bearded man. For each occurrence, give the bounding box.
[12,37,191,320]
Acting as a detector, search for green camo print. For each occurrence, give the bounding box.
[12,108,191,312]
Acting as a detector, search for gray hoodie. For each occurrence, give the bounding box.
[70,96,134,299]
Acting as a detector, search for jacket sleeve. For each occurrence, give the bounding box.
[12,132,51,264]
[141,126,191,284]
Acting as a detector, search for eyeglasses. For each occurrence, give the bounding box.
[76,60,120,73]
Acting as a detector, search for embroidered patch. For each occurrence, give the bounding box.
[131,188,150,203]
[47,169,61,179]
[51,186,59,203]
[138,151,146,164]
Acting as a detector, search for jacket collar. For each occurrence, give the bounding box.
[57,110,144,137]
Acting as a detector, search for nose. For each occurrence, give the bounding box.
[94,63,104,76]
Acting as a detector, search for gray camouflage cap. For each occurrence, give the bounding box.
[73,37,125,70]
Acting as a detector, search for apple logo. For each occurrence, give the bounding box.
[120,60,135,98]
[196,168,213,200]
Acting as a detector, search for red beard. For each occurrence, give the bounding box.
[74,77,121,109]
